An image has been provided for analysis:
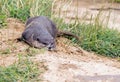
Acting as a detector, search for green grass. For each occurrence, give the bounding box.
[0,56,44,82]
[60,23,120,57]
[54,15,120,57]
[0,14,7,28]
[0,48,11,55]
[0,0,52,22]
[113,0,120,3]
[110,0,120,3]
[26,47,46,56]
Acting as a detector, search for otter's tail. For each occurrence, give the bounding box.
[57,31,80,41]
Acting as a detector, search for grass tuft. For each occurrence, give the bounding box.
[0,14,7,28]
[113,0,120,3]
[61,23,120,57]
[0,56,43,82]
[0,0,53,22]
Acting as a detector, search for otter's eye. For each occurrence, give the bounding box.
[36,38,40,41]
[42,42,47,45]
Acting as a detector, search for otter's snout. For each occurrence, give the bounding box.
[46,39,56,51]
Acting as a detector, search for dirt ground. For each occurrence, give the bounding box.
[0,0,120,82]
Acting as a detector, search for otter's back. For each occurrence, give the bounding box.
[26,16,58,38]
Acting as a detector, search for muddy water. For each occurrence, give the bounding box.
[53,0,120,31]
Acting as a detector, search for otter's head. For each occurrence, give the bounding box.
[32,35,56,50]
[22,27,56,51]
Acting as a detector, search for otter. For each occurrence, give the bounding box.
[18,16,79,50]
